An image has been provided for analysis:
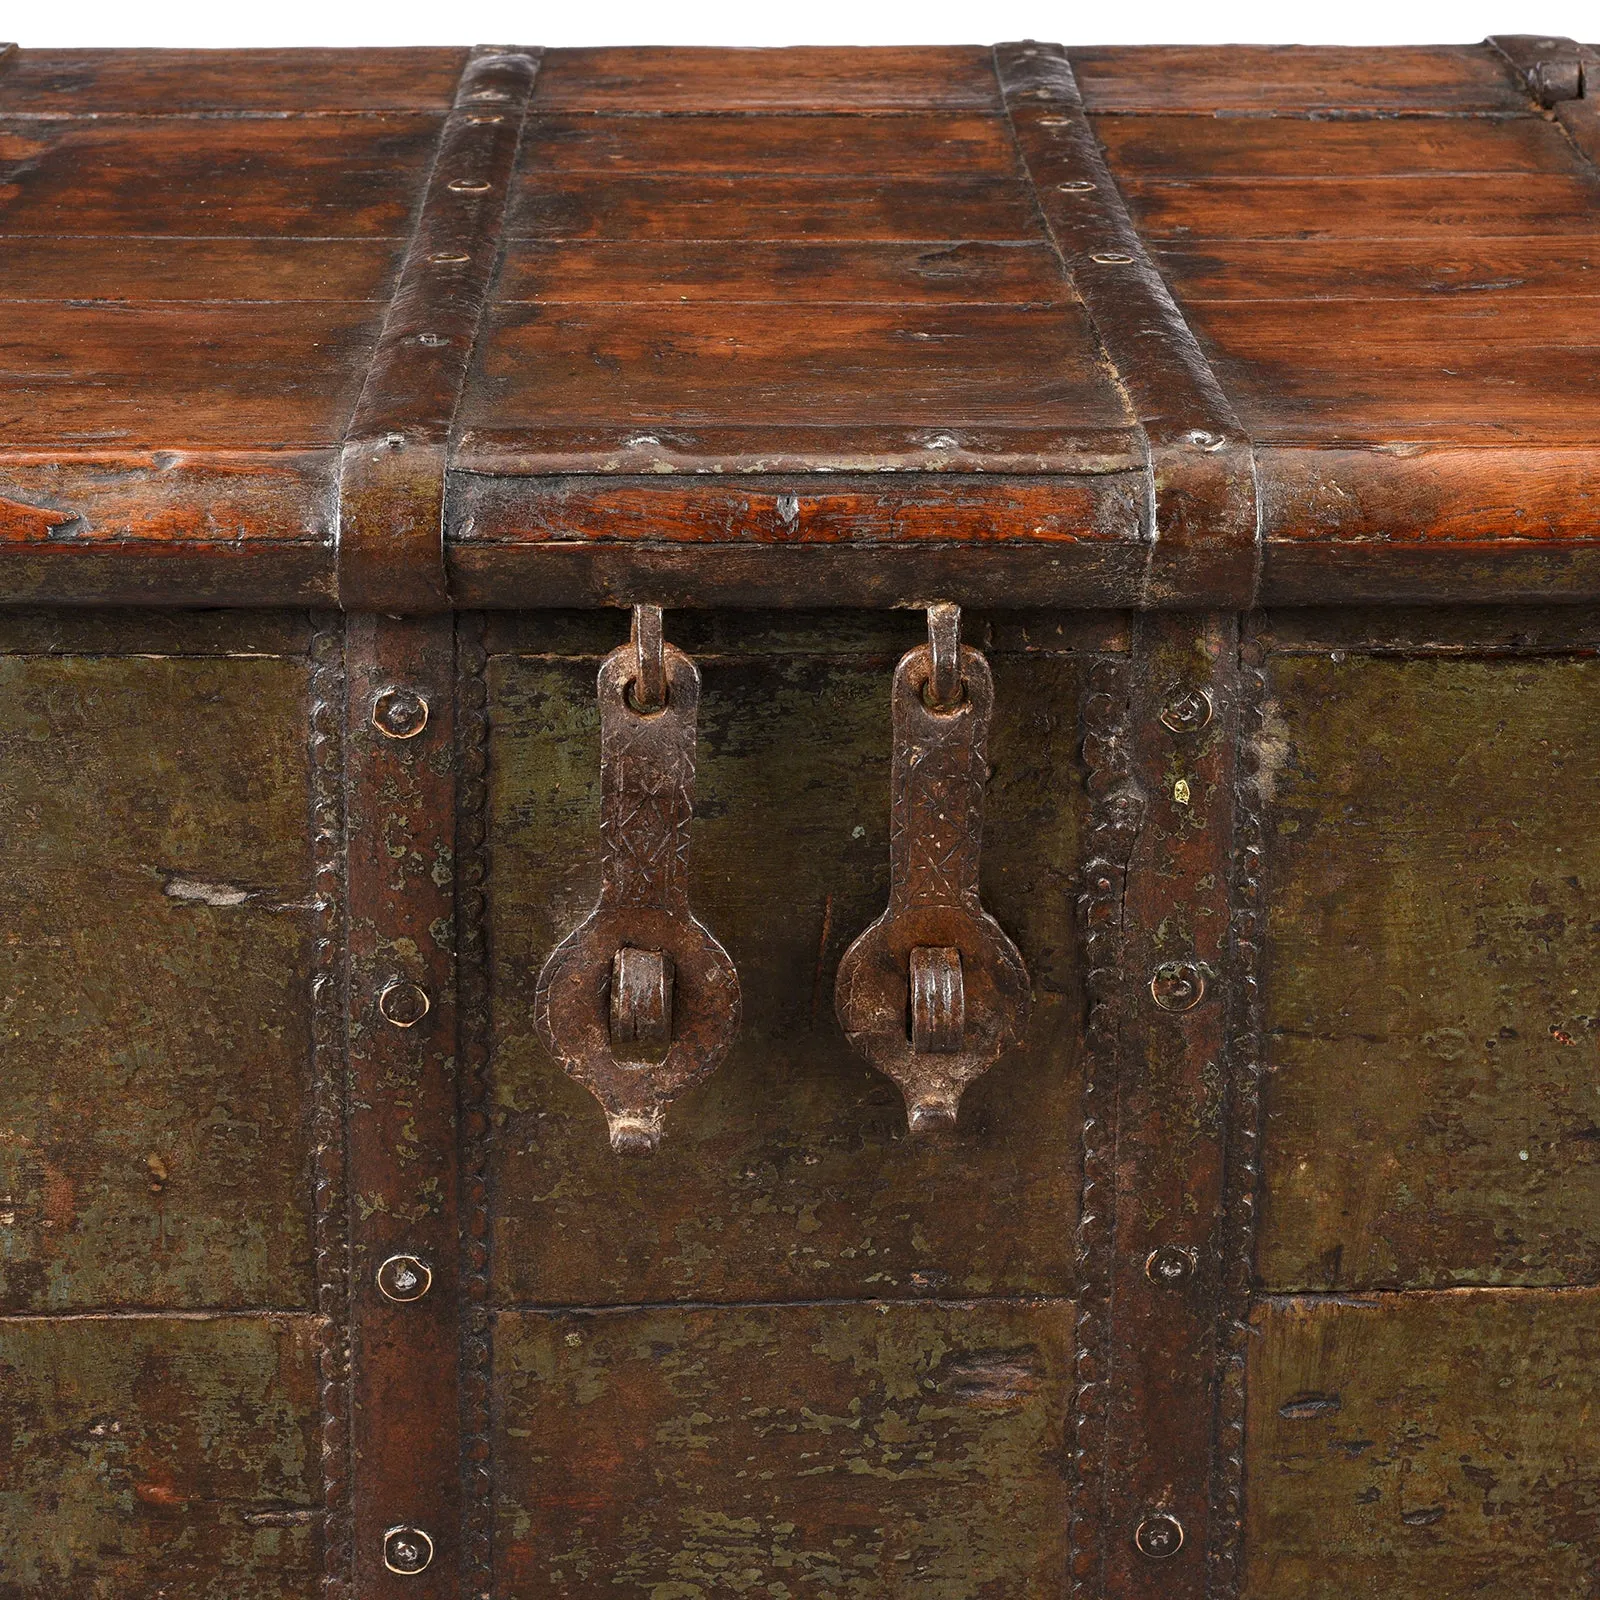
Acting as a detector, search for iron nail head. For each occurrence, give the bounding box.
[376,1253,433,1303]
[1159,685,1214,734]
[372,687,429,740]
[1135,1512,1185,1560]
[1145,1244,1196,1287]
[383,1526,435,1576]
[430,250,471,265]
[379,981,431,1029]
[1150,961,1206,1013]
[1058,180,1096,192]
[448,177,491,193]
[1091,251,1134,265]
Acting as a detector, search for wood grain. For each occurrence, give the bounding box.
[506,173,1045,243]
[1072,44,1530,113]
[1245,1291,1600,1597]
[0,46,467,114]
[494,240,1070,305]
[529,45,1003,111]
[0,650,317,1310]
[0,1313,323,1599]
[493,1301,1071,1596]
[1259,654,1600,1290]
[0,115,441,236]
[521,110,1018,176]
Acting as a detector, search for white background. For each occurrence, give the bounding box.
[17,1,1600,50]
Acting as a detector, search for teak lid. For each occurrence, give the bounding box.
[0,36,1596,611]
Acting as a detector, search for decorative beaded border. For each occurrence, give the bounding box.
[309,617,353,1599]
[456,614,496,1597]
[1207,618,1270,1595]
[1072,655,1143,1597]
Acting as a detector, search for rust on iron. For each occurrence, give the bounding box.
[534,607,741,1154]
[344,613,462,1599]
[1084,614,1240,1600]
[994,41,1259,610]
[835,605,1030,1132]
[337,46,541,613]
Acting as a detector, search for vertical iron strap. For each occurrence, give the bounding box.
[345,615,462,1598]
[994,42,1259,609]
[337,46,542,613]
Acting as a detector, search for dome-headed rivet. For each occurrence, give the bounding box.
[383,1525,435,1575]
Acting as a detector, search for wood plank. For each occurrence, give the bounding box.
[0,116,442,237]
[0,652,317,1310]
[1071,44,1530,113]
[1258,443,1600,544]
[506,174,1044,243]
[1258,654,1600,1290]
[493,1302,1071,1595]
[1245,1291,1600,1598]
[0,46,467,115]
[1153,238,1600,302]
[521,110,1018,176]
[0,236,401,303]
[0,1314,323,1598]
[458,302,1134,433]
[0,303,385,447]
[494,240,1070,306]
[1185,298,1600,443]
[530,45,1003,111]
[1122,174,1600,241]
[0,449,335,543]
[1096,111,1574,179]
[486,641,1085,1302]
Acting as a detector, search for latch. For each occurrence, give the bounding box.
[835,603,1031,1131]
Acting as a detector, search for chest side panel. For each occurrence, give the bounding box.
[1237,615,1600,1596]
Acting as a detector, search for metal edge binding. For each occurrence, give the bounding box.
[336,46,543,614]
[993,40,1261,612]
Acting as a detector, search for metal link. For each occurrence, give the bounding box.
[926,602,963,710]
[631,604,667,712]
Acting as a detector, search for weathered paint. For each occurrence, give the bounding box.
[493,1299,1071,1598]
[486,616,1087,1304]
[1243,1289,1600,1598]
[0,1312,324,1599]
[0,647,318,1310]
[1259,655,1600,1290]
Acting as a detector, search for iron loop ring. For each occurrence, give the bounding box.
[630,604,667,713]
[926,602,963,710]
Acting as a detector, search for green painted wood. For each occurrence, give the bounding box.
[1258,655,1600,1290]
[1244,1289,1600,1597]
[485,626,1087,1304]
[0,650,317,1310]
[0,1313,324,1599]
[493,1300,1071,1597]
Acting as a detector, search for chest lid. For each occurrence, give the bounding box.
[1,36,1597,611]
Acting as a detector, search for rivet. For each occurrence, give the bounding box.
[1186,428,1226,452]
[1091,251,1135,265]
[1135,1511,1185,1560]
[377,1254,433,1302]
[1038,114,1071,125]
[1058,180,1096,192]
[466,112,505,124]
[466,87,511,101]
[430,250,471,265]
[383,1525,435,1576]
[379,981,431,1029]
[1159,686,1214,734]
[1031,88,1053,98]
[1145,1244,1196,1287]
[1150,961,1206,1013]
[372,687,429,739]
[448,177,491,193]
[409,332,449,348]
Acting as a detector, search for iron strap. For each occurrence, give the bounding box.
[337,46,542,613]
[994,41,1260,609]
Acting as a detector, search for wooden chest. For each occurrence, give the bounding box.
[1,34,1597,1599]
